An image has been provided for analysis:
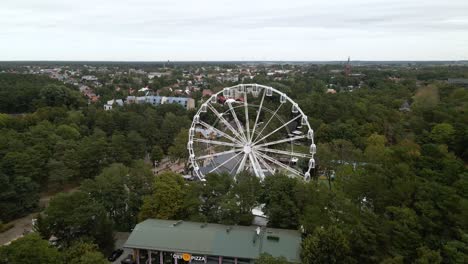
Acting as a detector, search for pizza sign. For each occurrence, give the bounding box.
[173,253,206,262]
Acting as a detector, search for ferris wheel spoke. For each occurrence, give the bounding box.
[253,150,276,176]
[196,148,242,160]
[248,153,264,179]
[207,104,245,142]
[250,87,266,144]
[255,147,312,159]
[229,154,244,175]
[198,121,242,144]
[252,103,283,143]
[193,138,241,147]
[236,153,248,174]
[244,90,251,142]
[227,102,248,142]
[253,115,302,145]
[254,135,307,148]
[208,151,243,174]
[255,151,303,177]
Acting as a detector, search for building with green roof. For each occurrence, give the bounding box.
[123,219,302,264]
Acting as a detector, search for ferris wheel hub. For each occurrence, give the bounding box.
[243,145,252,154]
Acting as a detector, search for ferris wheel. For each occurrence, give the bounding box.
[188,84,316,181]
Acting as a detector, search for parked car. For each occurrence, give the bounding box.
[120,254,135,264]
[108,249,124,261]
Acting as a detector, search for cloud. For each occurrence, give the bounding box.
[0,0,467,60]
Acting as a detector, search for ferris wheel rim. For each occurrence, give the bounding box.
[188,84,316,181]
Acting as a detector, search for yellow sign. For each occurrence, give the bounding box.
[182,253,191,261]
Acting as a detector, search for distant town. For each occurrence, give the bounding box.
[2,60,467,113]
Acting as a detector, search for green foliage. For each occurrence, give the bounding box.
[63,241,108,264]
[151,145,164,163]
[0,100,192,222]
[160,112,191,151]
[430,123,455,145]
[0,233,62,264]
[81,162,153,231]
[0,235,107,264]
[0,74,84,113]
[168,129,189,162]
[414,247,442,264]
[261,174,300,229]
[255,253,290,264]
[1,65,468,264]
[301,226,352,264]
[38,192,114,253]
[139,172,186,220]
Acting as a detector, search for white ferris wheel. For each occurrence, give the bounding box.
[188,84,316,181]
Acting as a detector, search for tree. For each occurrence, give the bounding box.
[384,206,422,257]
[441,239,468,264]
[430,123,455,145]
[47,159,73,190]
[139,172,186,220]
[301,226,352,264]
[199,173,234,223]
[109,133,132,165]
[63,241,108,264]
[55,124,80,140]
[159,113,190,151]
[38,84,83,109]
[168,129,189,163]
[364,133,388,163]
[232,172,261,225]
[76,130,109,178]
[412,85,439,110]
[0,233,62,264]
[127,130,146,159]
[151,145,164,165]
[38,192,114,253]
[81,162,153,231]
[261,174,300,229]
[0,173,39,222]
[414,247,442,264]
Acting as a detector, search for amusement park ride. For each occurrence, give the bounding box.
[187,84,316,181]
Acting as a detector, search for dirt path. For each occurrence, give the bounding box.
[152,158,185,175]
[0,187,79,246]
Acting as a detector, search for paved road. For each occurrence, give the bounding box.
[113,232,131,264]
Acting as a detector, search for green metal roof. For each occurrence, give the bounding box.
[124,219,302,263]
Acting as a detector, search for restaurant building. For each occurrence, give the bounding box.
[123,219,302,264]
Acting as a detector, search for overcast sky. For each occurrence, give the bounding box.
[1,0,467,61]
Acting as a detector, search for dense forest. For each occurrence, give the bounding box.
[0,68,467,263]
